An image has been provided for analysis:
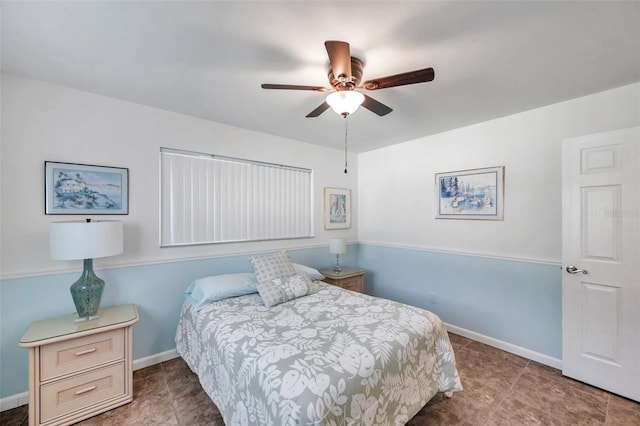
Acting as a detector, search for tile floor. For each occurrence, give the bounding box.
[2,333,639,425]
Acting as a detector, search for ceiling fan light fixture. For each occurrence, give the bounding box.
[326,91,364,116]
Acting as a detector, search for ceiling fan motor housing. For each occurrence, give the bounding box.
[328,57,364,91]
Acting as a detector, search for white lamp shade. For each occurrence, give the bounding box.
[50,220,123,260]
[329,238,347,255]
[326,91,365,116]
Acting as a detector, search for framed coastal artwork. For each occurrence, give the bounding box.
[324,187,351,229]
[45,161,129,214]
[435,166,504,220]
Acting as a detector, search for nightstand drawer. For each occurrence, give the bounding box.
[339,277,363,292]
[321,268,365,294]
[41,329,125,381]
[40,362,126,423]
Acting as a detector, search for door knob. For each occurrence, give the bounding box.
[566,265,588,274]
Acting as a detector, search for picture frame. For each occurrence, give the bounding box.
[324,187,351,229]
[45,161,129,215]
[435,166,504,220]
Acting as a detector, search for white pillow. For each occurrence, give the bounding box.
[293,263,325,281]
[185,273,258,309]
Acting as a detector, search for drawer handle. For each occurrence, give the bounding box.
[74,347,97,356]
[74,385,97,396]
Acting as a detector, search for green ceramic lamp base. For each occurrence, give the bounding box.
[70,258,105,321]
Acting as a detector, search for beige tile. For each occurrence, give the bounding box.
[507,370,608,424]
[76,410,126,426]
[409,399,476,426]
[487,397,563,425]
[606,394,640,425]
[524,361,609,403]
[524,360,563,378]
[455,345,524,391]
[434,382,497,425]
[133,363,163,381]
[127,409,180,425]
[165,369,204,401]
[0,405,27,426]
[173,387,224,426]
[133,366,169,400]
[76,388,174,425]
[447,332,473,352]
[463,340,529,369]
[160,356,192,379]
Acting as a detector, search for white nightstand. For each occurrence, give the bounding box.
[19,304,139,426]
[320,267,365,293]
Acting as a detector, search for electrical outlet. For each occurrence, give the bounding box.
[428,292,438,304]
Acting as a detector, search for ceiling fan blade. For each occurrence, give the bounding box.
[261,83,328,92]
[325,40,352,82]
[362,67,435,90]
[361,94,393,116]
[306,102,330,118]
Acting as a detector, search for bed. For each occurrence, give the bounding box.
[175,253,462,425]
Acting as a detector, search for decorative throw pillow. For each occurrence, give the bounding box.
[248,251,297,284]
[257,272,318,307]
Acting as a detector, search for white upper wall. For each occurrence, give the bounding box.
[2,72,638,277]
[0,73,358,278]
[358,83,640,263]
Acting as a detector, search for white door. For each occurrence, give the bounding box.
[562,126,639,402]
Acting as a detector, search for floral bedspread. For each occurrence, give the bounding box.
[175,282,462,425]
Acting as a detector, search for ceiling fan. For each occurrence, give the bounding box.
[261,40,435,118]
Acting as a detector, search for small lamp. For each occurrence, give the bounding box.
[329,238,347,273]
[50,219,123,321]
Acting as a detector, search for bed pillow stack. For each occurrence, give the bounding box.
[249,250,319,307]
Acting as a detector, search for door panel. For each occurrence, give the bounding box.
[562,126,639,402]
[580,144,620,173]
[581,185,620,261]
[581,282,619,363]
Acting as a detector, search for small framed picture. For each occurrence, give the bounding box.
[435,166,504,220]
[324,187,351,229]
[45,161,129,215]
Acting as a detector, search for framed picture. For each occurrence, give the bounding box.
[435,166,504,220]
[45,161,129,215]
[324,187,351,229]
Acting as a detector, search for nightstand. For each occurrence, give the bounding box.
[19,304,139,426]
[320,267,364,293]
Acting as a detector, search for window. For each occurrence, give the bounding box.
[160,148,313,246]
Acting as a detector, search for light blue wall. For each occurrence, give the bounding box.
[358,244,562,359]
[0,247,355,398]
[1,243,561,399]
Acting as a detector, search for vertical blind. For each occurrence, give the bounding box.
[160,148,314,246]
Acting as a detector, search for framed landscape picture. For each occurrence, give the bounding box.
[45,161,129,214]
[435,166,504,220]
[324,187,351,229]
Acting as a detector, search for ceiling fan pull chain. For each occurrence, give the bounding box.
[344,116,349,174]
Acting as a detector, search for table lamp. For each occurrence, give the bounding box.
[329,238,347,273]
[50,219,123,321]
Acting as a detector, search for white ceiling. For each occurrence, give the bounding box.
[2,1,639,153]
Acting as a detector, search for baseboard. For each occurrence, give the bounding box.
[0,391,29,413]
[445,323,563,370]
[1,349,181,413]
[132,348,180,371]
